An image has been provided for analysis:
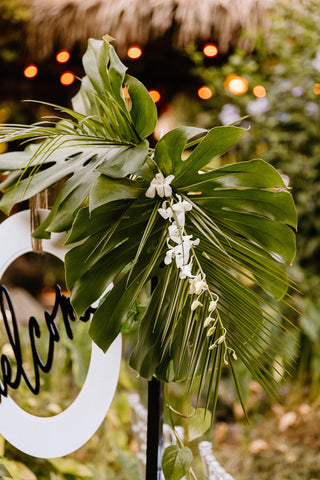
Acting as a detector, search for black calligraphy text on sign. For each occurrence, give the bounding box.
[0,285,95,401]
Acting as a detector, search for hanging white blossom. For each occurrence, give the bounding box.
[179,260,194,279]
[189,274,208,295]
[158,195,192,226]
[165,235,200,269]
[145,172,175,198]
[191,300,203,311]
[209,299,218,312]
[146,171,236,362]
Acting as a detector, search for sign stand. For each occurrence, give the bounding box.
[146,378,164,480]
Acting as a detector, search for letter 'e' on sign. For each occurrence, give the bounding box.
[0,210,121,458]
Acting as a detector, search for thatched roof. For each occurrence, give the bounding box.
[26,0,264,59]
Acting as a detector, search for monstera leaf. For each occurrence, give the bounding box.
[0,36,297,414]
[65,125,297,406]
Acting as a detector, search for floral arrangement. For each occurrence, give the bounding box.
[146,173,234,364]
[0,36,297,476]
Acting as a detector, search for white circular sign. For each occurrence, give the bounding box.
[0,210,121,458]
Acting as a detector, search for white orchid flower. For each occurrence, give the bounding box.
[171,195,193,227]
[217,328,227,345]
[158,201,173,220]
[167,235,199,269]
[204,316,213,328]
[181,235,199,265]
[191,300,203,311]
[206,325,216,337]
[145,172,175,198]
[158,196,192,228]
[179,260,194,279]
[168,222,183,244]
[169,244,185,269]
[165,243,189,269]
[189,273,208,295]
[208,299,218,312]
[164,247,175,265]
[175,253,185,269]
[150,176,226,357]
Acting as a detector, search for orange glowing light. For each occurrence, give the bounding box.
[149,89,161,103]
[313,83,320,94]
[56,49,70,63]
[224,74,248,95]
[197,86,213,100]
[203,43,218,57]
[253,85,267,97]
[24,64,38,78]
[60,71,75,85]
[127,46,142,59]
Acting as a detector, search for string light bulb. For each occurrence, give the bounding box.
[197,86,213,100]
[60,71,75,85]
[24,65,38,78]
[253,85,267,97]
[313,83,320,94]
[224,74,248,95]
[149,89,161,103]
[127,46,142,59]
[56,49,70,63]
[203,43,218,58]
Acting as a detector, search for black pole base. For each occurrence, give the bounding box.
[146,377,164,480]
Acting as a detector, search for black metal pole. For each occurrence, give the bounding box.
[146,377,164,480]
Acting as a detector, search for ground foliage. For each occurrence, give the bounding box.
[210,386,320,480]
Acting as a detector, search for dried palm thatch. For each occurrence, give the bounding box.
[26,0,264,59]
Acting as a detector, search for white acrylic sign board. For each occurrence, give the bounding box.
[0,210,122,458]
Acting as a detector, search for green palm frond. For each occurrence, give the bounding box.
[0,36,298,416]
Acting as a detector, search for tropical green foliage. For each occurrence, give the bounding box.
[0,34,297,427]
[184,0,318,389]
[162,445,193,480]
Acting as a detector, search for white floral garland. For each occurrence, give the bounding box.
[146,172,237,362]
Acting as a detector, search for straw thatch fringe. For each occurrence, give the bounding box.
[26,0,264,59]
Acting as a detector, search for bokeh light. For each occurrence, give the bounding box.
[24,65,38,78]
[224,74,248,95]
[149,89,161,103]
[56,49,70,63]
[197,86,213,100]
[313,83,320,94]
[253,85,267,97]
[60,71,75,85]
[127,46,142,59]
[203,43,218,58]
